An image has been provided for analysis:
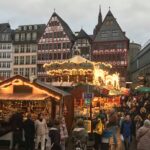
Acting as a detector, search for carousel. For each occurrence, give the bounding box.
[44,54,120,89]
[44,54,121,119]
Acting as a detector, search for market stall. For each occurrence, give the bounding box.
[0,75,73,130]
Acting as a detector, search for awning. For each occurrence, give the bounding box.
[0,94,50,101]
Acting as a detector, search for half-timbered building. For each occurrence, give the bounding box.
[37,12,75,83]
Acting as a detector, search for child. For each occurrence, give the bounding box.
[101,124,112,150]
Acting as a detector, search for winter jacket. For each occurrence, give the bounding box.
[49,127,61,150]
[93,119,104,135]
[136,126,150,150]
[120,120,132,139]
[23,118,35,138]
[35,119,47,136]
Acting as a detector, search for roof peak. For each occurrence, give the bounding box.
[107,9,113,16]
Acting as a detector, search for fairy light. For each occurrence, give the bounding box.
[44,55,120,89]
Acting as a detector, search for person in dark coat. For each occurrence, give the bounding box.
[23,114,35,150]
[120,114,133,150]
[49,119,61,150]
[10,112,23,150]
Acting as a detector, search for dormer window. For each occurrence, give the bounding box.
[29,26,32,30]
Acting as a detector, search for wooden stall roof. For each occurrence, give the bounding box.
[0,94,49,101]
[0,75,70,100]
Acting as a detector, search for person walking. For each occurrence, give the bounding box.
[35,113,47,150]
[93,117,104,150]
[60,116,68,150]
[23,114,35,150]
[136,119,150,150]
[120,114,133,150]
[107,108,118,147]
[49,119,61,150]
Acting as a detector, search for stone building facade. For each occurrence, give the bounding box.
[0,23,13,80]
[130,41,150,86]
[92,10,129,86]
[13,24,45,78]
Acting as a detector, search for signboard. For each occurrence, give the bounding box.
[83,93,94,105]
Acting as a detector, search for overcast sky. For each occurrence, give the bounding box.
[0,0,150,45]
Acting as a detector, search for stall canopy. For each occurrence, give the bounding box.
[136,86,150,93]
[0,75,70,101]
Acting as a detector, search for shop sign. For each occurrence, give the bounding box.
[85,98,91,105]
[83,93,93,99]
[83,93,93,105]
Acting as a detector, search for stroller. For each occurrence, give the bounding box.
[74,139,87,150]
[72,127,88,150]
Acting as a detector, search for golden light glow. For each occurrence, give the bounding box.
[44,55,120,89]
[0,79,61,100]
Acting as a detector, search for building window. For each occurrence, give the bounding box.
[21,33,25,41]
[67,43,70,49]
[19,68,24,76]
[20,56,24,65]
[31,56,36,64]
[26,56,30,64]
[6,62,10,68]
[14,45,19,53]
[38,45,42,50]
[58,43,61,49]
[24,26,27,30]
[49,44,52,49]
[26,33,31,41]
[63,43,66,49]
[32,45,37,52]
[31,68,36,75]
[32,32,37,40]
[29,26,32,30]
[14,56,19,65]
[15,34,20,41]
[3,52,6,58]
[25,68,30,77]
[34,25,38,30]
[14,68,19,75]
[26,45,30,53]
[7,53,11,58]
[20,45,25,53]
[7,44,11,49]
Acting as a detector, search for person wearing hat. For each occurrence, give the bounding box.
[136,119,150,150]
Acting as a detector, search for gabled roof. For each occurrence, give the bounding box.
[0,23,11,32]
[50,12,75,41]
[0,75,70,98]
[77,29,92,41]
[94,10,129,42]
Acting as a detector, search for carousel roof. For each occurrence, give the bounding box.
[68,55,92,64]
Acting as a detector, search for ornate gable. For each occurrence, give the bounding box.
[38,12,75,46]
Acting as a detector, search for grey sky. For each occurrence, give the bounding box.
[0,0,149,45]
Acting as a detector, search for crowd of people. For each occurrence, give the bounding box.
[3,93,150,150]
[10,113,68,150]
